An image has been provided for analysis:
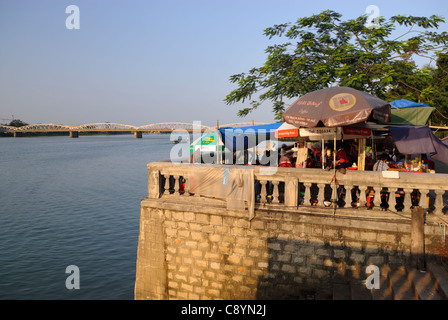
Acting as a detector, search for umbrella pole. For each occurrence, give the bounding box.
[333,134,337,212]
[322,138,325,169]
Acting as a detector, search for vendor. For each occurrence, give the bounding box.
[279,151,294,167]
[335,142,349,169]
[373,154,390,171]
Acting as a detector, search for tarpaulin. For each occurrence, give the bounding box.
[387,99,435,126]
[442,136,448,146]
[388,126,448,165]
[188,165,255,220]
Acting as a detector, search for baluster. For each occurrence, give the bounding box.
[272,181,280,204]
[434,189,445,216]
[373,186,382,209]
[260,180,267,204]
[403,188,413,212]
[419,189,429,211]
[303,182,312,206]
[358,185,368,208]
[164,173,171,195]
[183,175,189,195]
[317,183,325,207]
[339,184,351,208]
[173,175,180,195]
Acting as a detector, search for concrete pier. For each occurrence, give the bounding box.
[69,131,79,138]
[134,131,142,139]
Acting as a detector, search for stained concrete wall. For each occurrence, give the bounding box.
[134,195,444,300]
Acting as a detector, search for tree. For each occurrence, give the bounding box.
[8,119,28,127]
[224,10,448,121]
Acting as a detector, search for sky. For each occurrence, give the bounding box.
[1,0,447,127]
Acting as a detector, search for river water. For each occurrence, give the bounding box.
[0,134,173,300]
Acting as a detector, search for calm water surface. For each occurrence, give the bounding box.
[0,134,173,299]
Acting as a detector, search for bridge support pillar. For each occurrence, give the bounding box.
[134,131,142,139]
[69,131,79,138]
[13,132,23,138]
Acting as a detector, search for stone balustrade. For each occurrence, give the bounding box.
[137,161,448,300]
[147,162,448,217]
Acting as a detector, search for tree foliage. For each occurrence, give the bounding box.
[224,10,448,121]
[8,119,28,127]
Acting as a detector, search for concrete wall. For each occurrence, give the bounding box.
[134,195,444,300]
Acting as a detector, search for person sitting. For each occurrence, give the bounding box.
[373,154,390,171]
[381,148,393,162]
[278,151,293,167]
[335,143,349,169]
[422,154,435,170]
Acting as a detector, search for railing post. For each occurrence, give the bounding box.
[403,188,414,212]
[373,186,382,209]
[148,168,160,199]
[317,183,325,207]
[284,177,298,207]
[260,180,267,204]
[164,174,171,195]
[272,181,280,204]
[359,185,368,208]
[340,184,352,208]
[173,175,180,195]
[434,189,445,215]
[420,189,429,211]
[304,182,312,206]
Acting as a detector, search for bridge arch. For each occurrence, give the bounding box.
[1,121,268,134]
[0,125,16,132]
[14,123,74,131]
[137,122,212,131]
[76,123,138,130]
[219,122,269,128]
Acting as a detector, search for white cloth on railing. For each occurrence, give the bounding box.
[188,165,255,220]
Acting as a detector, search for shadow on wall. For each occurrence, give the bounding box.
[255,237,447,300]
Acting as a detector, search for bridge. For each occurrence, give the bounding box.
[0,121,268,138]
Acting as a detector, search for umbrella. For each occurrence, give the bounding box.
[189,131,225,152]
[282,87,391,128]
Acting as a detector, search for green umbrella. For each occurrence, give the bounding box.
[189,131,225,152]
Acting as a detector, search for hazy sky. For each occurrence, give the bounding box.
[1,0,447,127]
